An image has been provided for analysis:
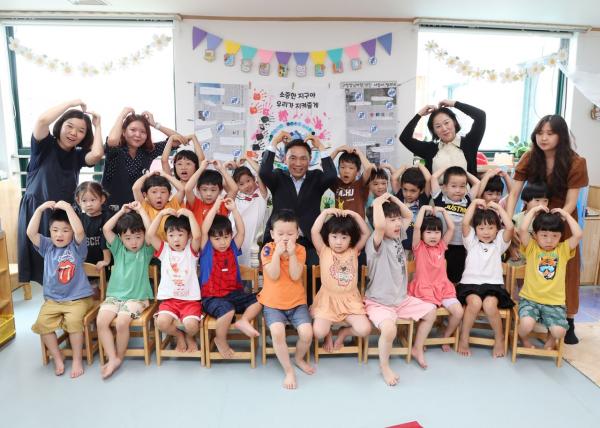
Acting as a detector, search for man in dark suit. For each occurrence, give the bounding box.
[260,131,337,301]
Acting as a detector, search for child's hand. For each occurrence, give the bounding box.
[176,208,193,217]
[223,197,235,212]
[472,198,486,209]
[199,159,209,170]
[486,201,501,211]
[531,205,549,215]
[550,208,568,219]
[38,201,56,211]
[223,160,237,170]
[274,240,287,256]
[285,240,296,255]
[325,208,343,217]
[509,246,522,261]
[512,232,522,247]
[419,205,433,214]
[127,201,142,212]
[373,192,392,205]
[161,207,178,217]
[95,260,109,271]
[54,200,71,211]
[379,163,394,173]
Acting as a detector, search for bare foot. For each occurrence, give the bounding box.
[53,356,65,376]
[457,339,471,357]
[441,344,452,352]
[283,369,297,390]
[544,336,557,350]
[411,346,428,369]
[323,332,334,353]
[234,319,259,338]
[214,337,235,359]
[521,337,535,349]
[294,357,316,375]
[380,364,399,386]
[174,331,187,353]
[101,358,122,379]
[493,338,505,358]
[333,329,352,351]
[185,335,198,353]
[70,359,84,379]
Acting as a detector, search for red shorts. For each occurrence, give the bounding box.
[157,299,202,323]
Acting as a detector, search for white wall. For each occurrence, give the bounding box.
[566,31,600,186]
[173,19,419,166]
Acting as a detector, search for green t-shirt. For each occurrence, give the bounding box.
[106,237,155,300]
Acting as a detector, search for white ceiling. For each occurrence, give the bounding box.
[0,0,599,28]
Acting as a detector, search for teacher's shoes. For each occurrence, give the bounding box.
[564,318,579,345]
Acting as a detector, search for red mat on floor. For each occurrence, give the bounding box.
[387,422,422,428]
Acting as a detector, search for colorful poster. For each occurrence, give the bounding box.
[194,83,247,161]
[341,81,397,164]
[247,85,332,169]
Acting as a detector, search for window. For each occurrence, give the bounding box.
[4,21,175,186]
[416,28,568,151]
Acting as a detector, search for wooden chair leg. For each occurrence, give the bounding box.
[357,337,363,363]
[363,334,369,363]
[453,326,460,352]
[84,323,93,366]
[557,338,564,368]
[314,336,319,364]
[261,316,267,365]
[251,334,256,369]
[23,283,32,300]
[142,320,150,366]
[407,322,414,363]
[155,322,162,367]
[98,336,106,365]
[204,324,211,368]
[41,338,49,365]
[511,313,519,363]
[503,313,511,355]
[199,321,205,367]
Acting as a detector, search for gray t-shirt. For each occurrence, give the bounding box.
[365,233,408,306]
[34,235,94,302]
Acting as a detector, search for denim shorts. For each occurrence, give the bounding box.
[202,289,258,319]
[263,304,312,328]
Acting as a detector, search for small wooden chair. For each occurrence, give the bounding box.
[98,265,160,366]
[41,263,107,366]
[510,264,564,367]
[464,263,513,355]
[362,263,415,364]
[260,266,309,365]
[203,265,259,368]
[311,265,363,363]
[155,317,204,366]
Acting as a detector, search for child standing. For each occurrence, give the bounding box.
[147,208,202,353]
[27,201,95,378]
[330,145,374,218]
[161,134,205,185]
[186,159,238,225]
[431,166,480,283]
[516,206,583,349]
[199,196,262,358]
[73,181,113,272]
[97,202,155,378]
[409,205,464,365]
[132,171,184,241]
[457,199,515,358]
[229,157,269,267]
[310,208,371,353]
[364,193,436,385]
[259,209,314,389]
[391,164,432,257]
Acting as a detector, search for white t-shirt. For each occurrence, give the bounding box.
[232,190,268,266]
[460,228,510,285]
[156,241,200,300]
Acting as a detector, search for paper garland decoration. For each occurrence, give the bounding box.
[7,34,172,77]
[192,27,393,77]
[425,40,569,83]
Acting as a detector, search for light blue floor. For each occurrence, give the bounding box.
[2,286,600,428]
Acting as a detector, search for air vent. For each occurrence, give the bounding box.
[68,0,109,6]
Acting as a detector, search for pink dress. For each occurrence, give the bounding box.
[408,240,456,306]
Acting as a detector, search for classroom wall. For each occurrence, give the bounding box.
[172,19,419,166]
[566,31,600,186]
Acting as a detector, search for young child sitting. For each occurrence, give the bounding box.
[310,207,371,353]
[431,166,480,283]
[228,157,268,267]
[147,208,202,353]
[258,209,314,389]
[409,205,464,366]
[364,193,436,385]
[391,164,432,257]
[330,145,374,218]
[132,171,184,241]
[186,159,238,225]
[477,168,513,207]
[516,205,583,350]
[28,201,96,378]
[161,134,204,186]
[199,195,262,358]
[97,202,155,378]
[508,182,550,265]
[456,199,515,358]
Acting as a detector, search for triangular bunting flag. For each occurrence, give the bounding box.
[224,40,241,55]
[257,49,274,63]
[241,45,257,60]
[377,33,393,55]
[361,39,377,57]
[206,33,223,50]
[344,44,360,59]
[293,52,309,65]
[275,51,292,65]
[327,48,343,63]
[310,50,327,64]
[192,27,207,50]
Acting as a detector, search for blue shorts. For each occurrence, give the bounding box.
[263,304,312,328]
[202,289,258,319]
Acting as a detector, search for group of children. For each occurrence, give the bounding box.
[28,130,583,389]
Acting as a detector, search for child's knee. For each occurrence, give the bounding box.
[268,322,286,339]
[549,325,566,339]
[354,320,372,337]
[115,315,132,332]
[183,319,200,334]
[518,316,536,331]
[482,296,499,311]
[378,320,397,340]
[312,323,329,339]
[466,295,483,309]
[297,324,313,342]
[450,303,464,318]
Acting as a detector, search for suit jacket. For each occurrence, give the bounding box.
[259,149,337,245]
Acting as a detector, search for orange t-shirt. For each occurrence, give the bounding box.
[187,198,228,226]
[258,242,307,310]
[142,198,181,241]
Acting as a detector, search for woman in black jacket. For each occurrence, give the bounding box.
[399,99,486,175]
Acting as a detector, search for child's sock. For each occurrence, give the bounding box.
[564,318,578,345]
